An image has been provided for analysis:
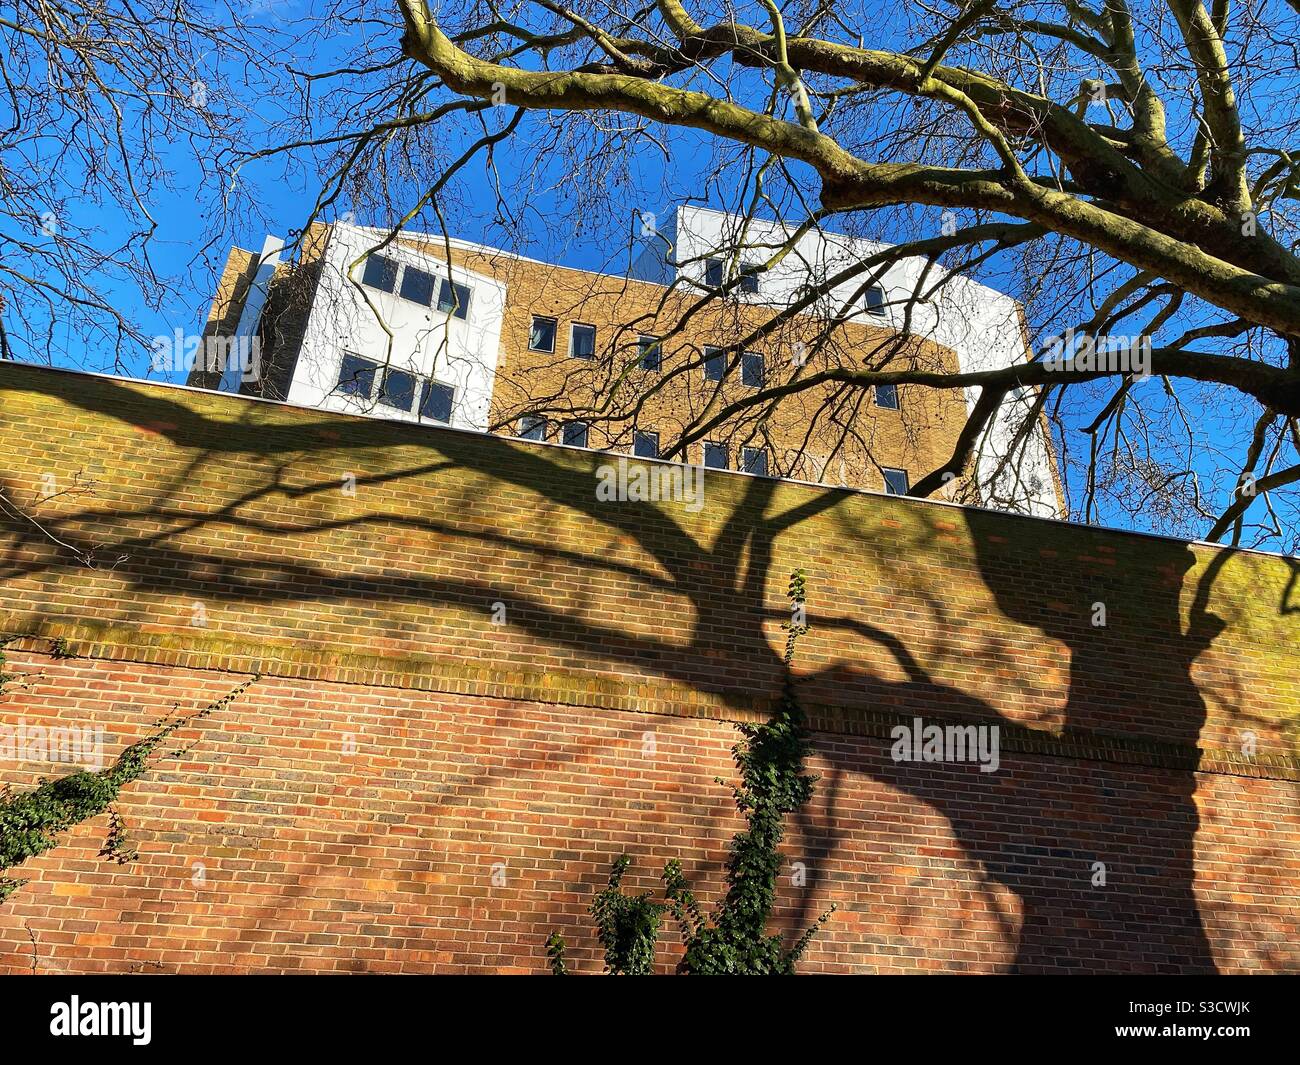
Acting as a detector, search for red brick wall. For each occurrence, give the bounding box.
[0,362,1297,973]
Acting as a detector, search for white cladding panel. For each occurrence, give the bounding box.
[286,223,505,431]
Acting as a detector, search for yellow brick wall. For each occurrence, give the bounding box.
[409,238,974,498]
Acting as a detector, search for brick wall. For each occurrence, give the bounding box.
[442,239,972,497]
[187,245,258,392]
[0,362,1296,973]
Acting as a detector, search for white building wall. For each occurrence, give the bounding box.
[634,206,1059,516]
[286,223,506,431]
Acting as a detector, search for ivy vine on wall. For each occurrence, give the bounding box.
[0,635,257,904]
[547,569,835,975]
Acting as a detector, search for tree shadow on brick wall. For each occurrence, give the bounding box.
[4,368,1289,972]
[799,521,1233,973]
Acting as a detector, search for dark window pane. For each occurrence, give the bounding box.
[529,316,557,352]
[865,285,886,316]
[634,431,659,458]
[883,467,910,495]
[705,258,724,288]
[742,447,768,476]
[703,443,728,469]
[361,255,398,293]
[562,421,589,447]
[399,266,435,306]
[875,383,900,409]
[703,347,724,381]
[437,279,472,319]
[336,353,377,398]
[741,352,764,388]
[419,381,454,423]
[378,368,417,411]
[571,323,596,359]
[519,416,547,441]
[638,336,661,371]
[739,266,760,294]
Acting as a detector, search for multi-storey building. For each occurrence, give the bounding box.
[192,207,1061,515]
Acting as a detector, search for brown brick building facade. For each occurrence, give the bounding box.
[199,221,1058,507]
[1,362,1295,973]
[455,241,971,494]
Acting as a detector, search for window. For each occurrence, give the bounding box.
[638,335,661,371]
[437,278,471,319]
[634,431,659,458]
[378,368,417,411]
[742,447,768,476]
[741,352,764,388]
[703,346,725,382]
[865,284,886,316]
[361,255,398,293]
[399,266,436,306]
[562,421,589,447]
[519,416,548,441]
[703,442,728,469]
[882,467,910,495]
[336,353,378,398]
[570,323,596,359]
[874,383,900,410]
[706,258,760,294]
[419,381,454,423]
[529,315,557,353]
